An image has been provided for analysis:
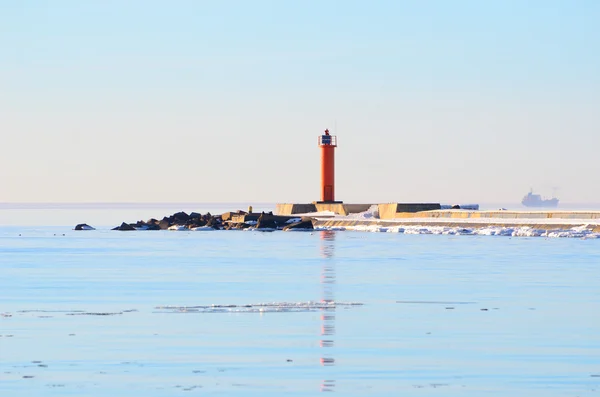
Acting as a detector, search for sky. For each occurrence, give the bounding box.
[1,0,599,204]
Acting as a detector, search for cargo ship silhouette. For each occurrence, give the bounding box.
[521,189,559,208]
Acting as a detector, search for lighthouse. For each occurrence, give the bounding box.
[318,129,338,202]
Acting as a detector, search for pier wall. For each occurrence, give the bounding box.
[379,209,600,221]
[315,203,347,215]
[374,203,443,219]
[276,203,373,216]
[275,203,317,215]
[277,203,600,231]
[312,218,600,232]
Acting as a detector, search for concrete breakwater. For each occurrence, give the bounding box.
[372,205,600,232]
[312,217,600,233]
[277,203,600,233]
[76,203,600,235]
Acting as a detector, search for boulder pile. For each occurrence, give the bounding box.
[112,211,223,231]
[77,210,315,231]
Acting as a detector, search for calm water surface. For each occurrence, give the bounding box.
[1,206,600,396]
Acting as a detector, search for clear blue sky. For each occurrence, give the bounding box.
[1,1,599,204]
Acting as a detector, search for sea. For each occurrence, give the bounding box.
[1,203,600,396]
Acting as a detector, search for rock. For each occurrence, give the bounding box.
[133,220,148,229]
[256,213,278,229]
[158,218,171,230]
[283,219,314,231]
[112,222,136,231]
[144,219,161,230]
[225,222,250,230]
[205,216,222,229]
[191,219,207,228]
[172,212,189,222]
[141,223,161,231]
[74,223,95,231]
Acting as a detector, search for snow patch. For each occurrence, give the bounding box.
[315,223,600,238]
[191,226,216,231]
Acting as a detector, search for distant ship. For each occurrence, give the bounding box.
[521,189,559,208]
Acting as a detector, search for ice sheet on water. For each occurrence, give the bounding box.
[155,301,363,314]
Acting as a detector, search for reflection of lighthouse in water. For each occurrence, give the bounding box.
[319,230,336,392]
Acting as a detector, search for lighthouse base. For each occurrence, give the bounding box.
[276,202,374,216]
[276,202,448,217]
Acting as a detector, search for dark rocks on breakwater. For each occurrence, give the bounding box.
[109,210,314,231]
[113,222,136,231]
[112,211,223,231]
[222,211,313,231]
[74,223,95,230]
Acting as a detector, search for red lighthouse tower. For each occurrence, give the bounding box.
[318,129,338,202]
